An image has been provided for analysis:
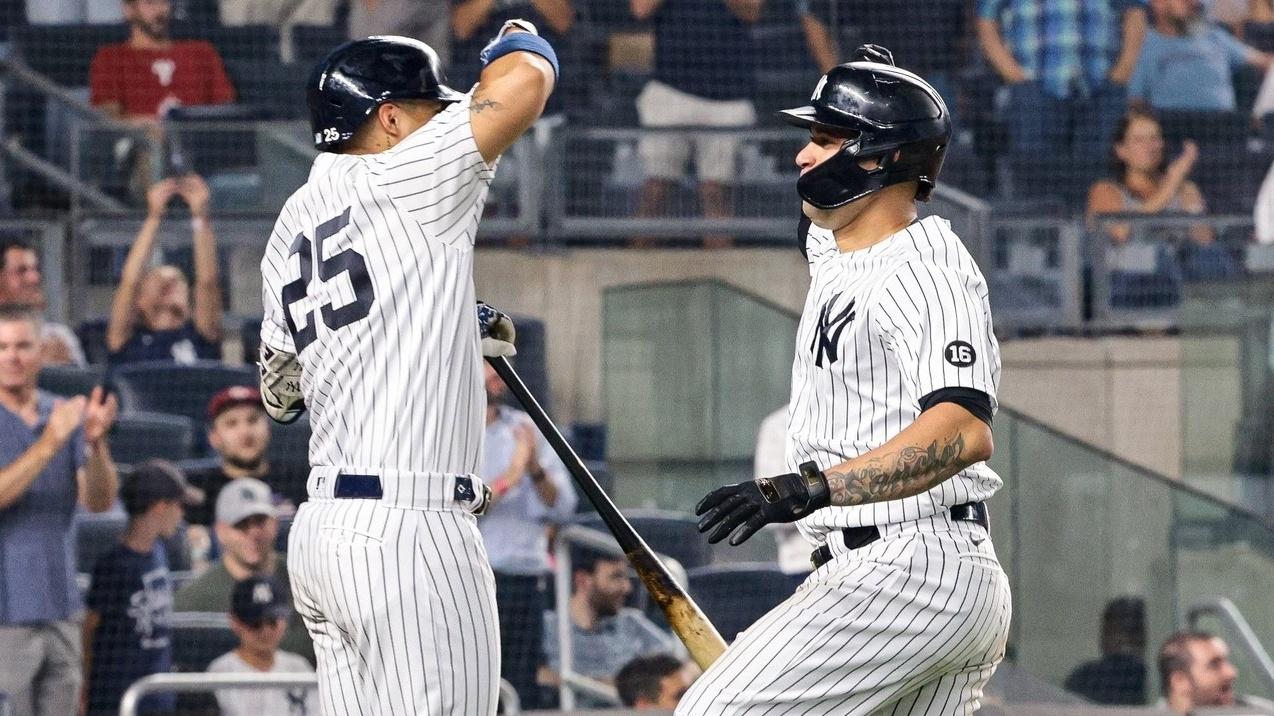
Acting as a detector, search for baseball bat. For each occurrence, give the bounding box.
[486,355,727,670]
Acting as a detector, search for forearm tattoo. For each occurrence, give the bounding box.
[472,95,501,113]
[824,434,968,507]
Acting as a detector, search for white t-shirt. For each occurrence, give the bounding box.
[207,650,318,716]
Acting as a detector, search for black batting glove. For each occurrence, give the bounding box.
[694,462,831,546]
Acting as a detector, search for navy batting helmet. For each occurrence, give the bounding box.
[779,45,951,210]
[307,36,466,152]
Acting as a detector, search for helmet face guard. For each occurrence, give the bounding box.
[780,45,951,210]
[797,136,948,210]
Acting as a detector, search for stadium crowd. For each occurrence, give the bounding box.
[1,0,1273,713]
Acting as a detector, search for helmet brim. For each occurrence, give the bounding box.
[777,106,819,129]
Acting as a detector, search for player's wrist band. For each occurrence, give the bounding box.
[479,33,560,79]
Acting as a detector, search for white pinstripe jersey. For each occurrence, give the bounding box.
[790,215,1002,539]
[261,94,495,479]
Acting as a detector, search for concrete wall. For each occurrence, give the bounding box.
[473,248,810,426]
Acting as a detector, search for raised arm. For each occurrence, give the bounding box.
[107,179,178,352]
[530,0,577,34]
[470,23,558,164]
[800,11,839,74]
[452,0,499,40]
[179,175,223,344]
[0,397,84,510]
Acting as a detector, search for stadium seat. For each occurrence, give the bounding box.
[111,361,257,427]
[76,512,127,574]
[10,23,128,86]
[170,615,239,673]
[110,411,196,464]
[76,318,110,365]
[686,562,801,641]
[574,509,712,570]
[291,24,349,67]
[37,365,103,397]
[1245,21,1274,52]
[267,419,312,475]
[179,24,280,65]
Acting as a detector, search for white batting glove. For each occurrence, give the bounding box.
[259,343,306,424]
[477,302,517,358]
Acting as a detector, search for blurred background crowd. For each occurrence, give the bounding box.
[2,0,1274,714]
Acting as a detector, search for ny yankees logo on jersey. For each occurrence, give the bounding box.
[810,292,856,368]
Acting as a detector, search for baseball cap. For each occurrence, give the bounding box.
[207,385,264,422]
[230,575,291,624]
[215,477,278,527]
[120,459,204,516]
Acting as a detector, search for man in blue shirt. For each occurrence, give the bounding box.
[1130,0,1273,110]
[0,306,119,716]
[541,549,678,699]
[478,362,576,709]
[82,459,202,715]
[978,0,1148,160]
[631,0,762,246]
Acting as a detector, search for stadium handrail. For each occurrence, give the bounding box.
[1188,597,1274,694]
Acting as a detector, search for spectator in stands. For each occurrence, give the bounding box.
[478,361,577,709]
[615,653,692,710]
[174,478,313,663]
[207,575,318,715]
[0,305,118,716]
[0,238,86,366]
[631,0,761,247]
[82,459,202,716]
[106,175,223,365]
[1131,0,1274,111]
[185,386,307,529]
[1158,630,1274,713]
[978,0,1147,161]
[1064,597,1148,705]
[219,0,338,62]
[798,0,965,117]
[349,0,451,62]
[90,0,236,122]
[540,549,678,690]
[1087,108,1238,305]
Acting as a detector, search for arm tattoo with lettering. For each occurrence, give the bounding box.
[824,434,968,507]
[472,95,502,113]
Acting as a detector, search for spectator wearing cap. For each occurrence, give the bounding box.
[82,459,203,716]
[0,305,118,716]
[174,478,313,662]
[206,575,318,716]
[0,238,86,366]
[184,386,308,529]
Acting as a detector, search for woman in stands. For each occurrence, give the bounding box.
[1086,108,1238,307]
[106,174,223,364]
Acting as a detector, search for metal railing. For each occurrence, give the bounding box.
[551,523,688,711]
[1188,598,1274,696]
[119,671,523,715]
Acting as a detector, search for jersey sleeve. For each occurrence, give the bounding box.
[371,95,496,246]
[260,220,298,354]
[874,262,999,410]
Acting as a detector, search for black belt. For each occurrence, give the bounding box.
[810,502,989,570]
[333,473,479,503]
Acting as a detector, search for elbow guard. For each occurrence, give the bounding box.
[259,343,306,425]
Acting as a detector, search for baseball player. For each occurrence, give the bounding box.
[257,27,555,715]
[681,45,1011,715]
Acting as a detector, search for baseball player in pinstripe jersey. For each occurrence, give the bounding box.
[256,27,556,715]
[682,45,1011,715]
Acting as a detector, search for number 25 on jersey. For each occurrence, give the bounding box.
[282,207,377,353]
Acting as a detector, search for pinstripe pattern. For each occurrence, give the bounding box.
[790,216,1002,535]
[261,93,501,715]
[288,500,500,715]
[676,518,1010,715]
[676,216,1009,714]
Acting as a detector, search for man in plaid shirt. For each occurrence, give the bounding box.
[978,0,1147,161]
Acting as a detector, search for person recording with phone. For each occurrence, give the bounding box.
[106,173,223,365]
